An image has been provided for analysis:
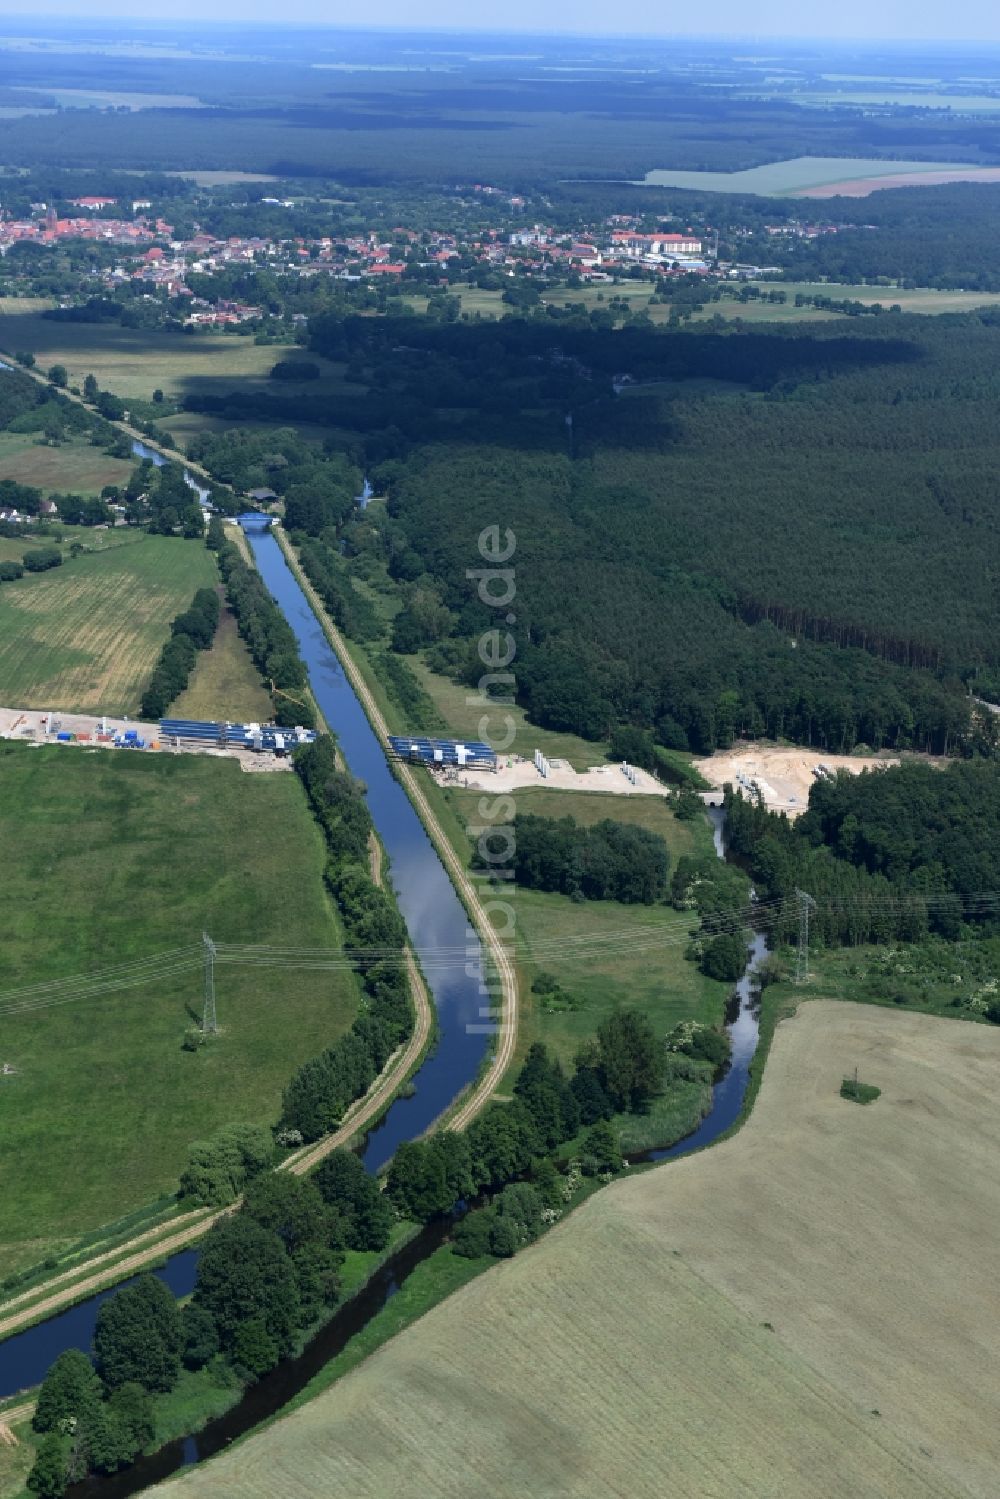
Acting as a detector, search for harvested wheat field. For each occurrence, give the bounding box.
[0,536,215,713]
[156,1002,1000,1499]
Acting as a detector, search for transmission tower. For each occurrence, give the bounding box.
[202,932,218,1035]
[795,889,817,984]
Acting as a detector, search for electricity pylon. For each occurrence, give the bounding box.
[795,890,817,984]
[202,932,218,1035]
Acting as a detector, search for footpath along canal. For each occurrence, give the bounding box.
[1,528,768,1494]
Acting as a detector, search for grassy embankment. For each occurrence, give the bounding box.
[0,535,216,714]
[170,595,274,723]
[0,744,358,1279]
[155,1000,1000,1499]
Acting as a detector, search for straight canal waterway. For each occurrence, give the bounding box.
[1,530,767,1496]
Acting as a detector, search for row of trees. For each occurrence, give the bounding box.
[296,534,383,643]
[386,1013,681,1232]
[139,586,219,719]
[280,736,413,1141]
[28,1149,394,1497]
[208,516,315,729]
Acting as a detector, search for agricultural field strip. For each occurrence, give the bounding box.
[275,528,518,1129]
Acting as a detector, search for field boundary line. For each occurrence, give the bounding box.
[275,526,518,1129]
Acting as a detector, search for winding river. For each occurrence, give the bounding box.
[1,526,767,1493]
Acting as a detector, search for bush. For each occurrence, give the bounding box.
[0,560,23,582]
[840,1076,881,1105]
[178,1122,275,1207]
[27,1434,68,1498]
[451,1207,496,1258]
[22,546,62,573]
[270,359,321,381]
[180,1304,219,1369]
[700,930,749,982]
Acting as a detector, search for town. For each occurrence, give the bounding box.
[0,180,863,324]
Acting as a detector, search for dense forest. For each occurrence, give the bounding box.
[290,308,1000,760]
[724,759,1000,946]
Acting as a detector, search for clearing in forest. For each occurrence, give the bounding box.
[156,1003,1000,1498]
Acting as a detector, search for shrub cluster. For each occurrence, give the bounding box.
[385,1037,637,1264]
[22,546,62,574]
[374,648,444,731]
[178,1122,275,1209]
[139,586,219,719]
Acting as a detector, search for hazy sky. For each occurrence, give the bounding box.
[3,1,1000,42]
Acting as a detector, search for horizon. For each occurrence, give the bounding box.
[1,10,1000,46]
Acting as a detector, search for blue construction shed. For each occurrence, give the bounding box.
[160,719,317,755]
[388,735,497,771]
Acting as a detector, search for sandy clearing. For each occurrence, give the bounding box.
[693,741,899,814]
[439,755,664,798]
[155,1002,999,1499]
[798,167,1000,197]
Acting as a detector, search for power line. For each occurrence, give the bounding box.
[6,885,1000,1022]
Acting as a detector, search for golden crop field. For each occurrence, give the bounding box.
[157,1002,1000,1499]
[0,535,216,713]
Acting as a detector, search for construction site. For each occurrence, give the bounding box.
[0,707,313,771]
[693,743,900,816]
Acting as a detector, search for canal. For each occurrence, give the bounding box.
[2,529,768,1495]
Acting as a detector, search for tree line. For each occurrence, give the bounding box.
[208,516,315,730]
[27,1148,394,1498]
[139,586,219,719]
[278,735,413,1143]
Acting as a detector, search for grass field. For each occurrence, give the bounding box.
[170,597,273,722]
[0,527,142,566]
[159,1002,1000,1498]
[0,431,136,494]
[0,535,216,713]
[637,153,988,193]
[439,279,1000,327]
[442,784,727,1083]
[0,745,357,1277]
[409,656,611,771]
[0,308,345,405]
